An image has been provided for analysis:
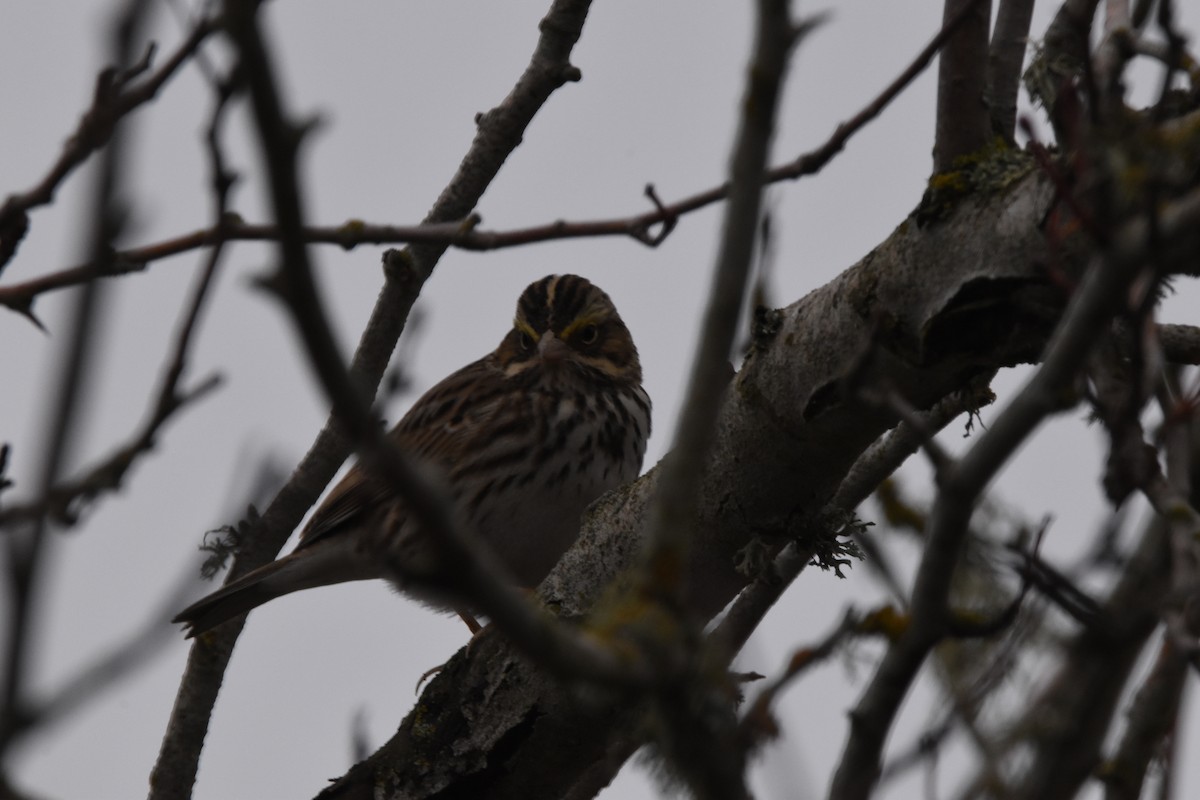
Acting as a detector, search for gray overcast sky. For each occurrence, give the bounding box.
[2,2,1197,799]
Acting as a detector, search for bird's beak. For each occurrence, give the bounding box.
[538,331,570,366]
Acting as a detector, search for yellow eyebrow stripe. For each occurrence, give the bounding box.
[514,318,540,341]
[560,315,600,340]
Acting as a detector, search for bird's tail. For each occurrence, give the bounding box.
[173,543,373,637]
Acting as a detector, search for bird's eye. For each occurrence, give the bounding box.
[518,331,534,351]
[578,324,599,345]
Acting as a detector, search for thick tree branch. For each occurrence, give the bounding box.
[989,0,1037,140]
[935,0,994,172]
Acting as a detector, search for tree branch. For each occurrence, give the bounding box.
[709,385,992,660]
[988,0,1036,140]
[934,0,994,172]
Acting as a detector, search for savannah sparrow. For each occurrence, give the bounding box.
[175,274,651,635]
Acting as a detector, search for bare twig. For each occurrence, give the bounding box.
[873,385,957,476]
[0,13,217,280]
[1132,0,1157,29]
[0,375,221,528]
[0,0,151,764]
[0,242,226,525]
[942,524,1044,639]
[1008,542,1107,629]
[1150,0,1188,121]
[984,371,1200,799]
[993,509,1177,798]
[1143,403,1200,659]
[3,0,991,318]
[737,609,861,750]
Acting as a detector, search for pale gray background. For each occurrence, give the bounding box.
[1,2,1196,798]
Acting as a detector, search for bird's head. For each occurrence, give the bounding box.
[496,274,642,387]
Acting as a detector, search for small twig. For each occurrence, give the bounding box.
[635,183,677,246]
[163,0,221,86]
[943,524,1046,639]
[1143,395,1200,658]
[874,385,956,478]
[0,14,217,276]
[1131,0,1156,29]
[1006,541,1108,631]
[737,609,861,750]
[0,376,221,529]
[630,10,815,799]
[708,541,815,661]
[1094,0,1134,94]
[2,0,989,316]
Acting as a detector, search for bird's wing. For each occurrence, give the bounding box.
[296,354,510,548]
[294,460,393,548]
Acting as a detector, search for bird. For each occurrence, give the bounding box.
[174,274,651,637]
